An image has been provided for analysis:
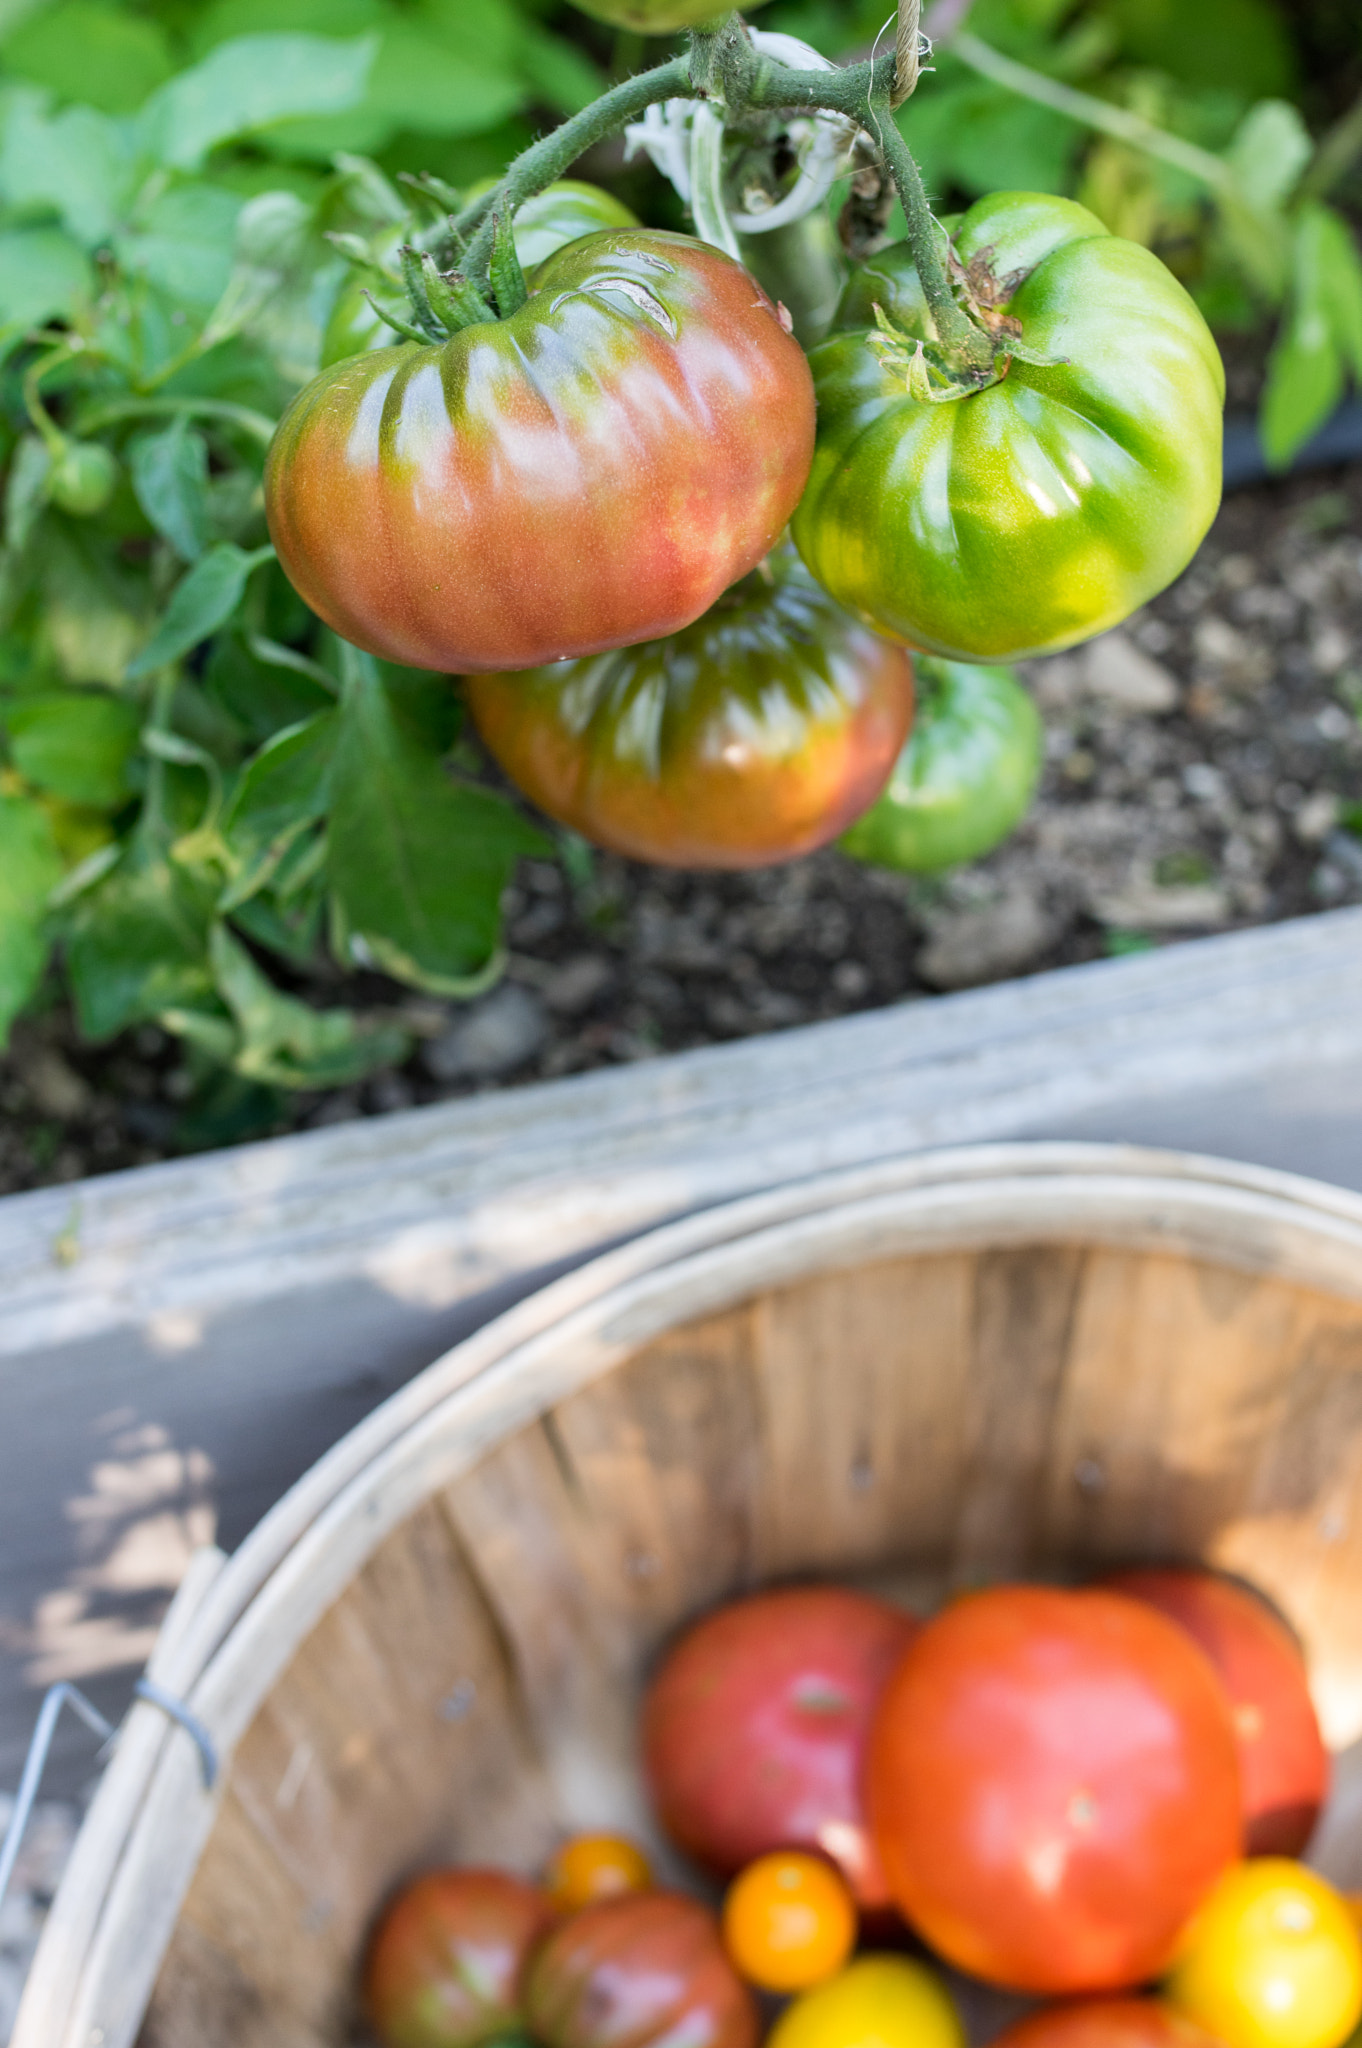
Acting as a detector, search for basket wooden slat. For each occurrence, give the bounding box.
[19,1143,1362,2048]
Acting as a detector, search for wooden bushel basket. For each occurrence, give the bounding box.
[20,1142,1362,2048]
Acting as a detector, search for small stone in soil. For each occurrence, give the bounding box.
[422,983,550,1083]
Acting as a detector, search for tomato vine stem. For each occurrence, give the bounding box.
[449,11,995,376]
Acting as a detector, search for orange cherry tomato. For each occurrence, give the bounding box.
[547,1834,653,1911]
[722,1851,857,1992]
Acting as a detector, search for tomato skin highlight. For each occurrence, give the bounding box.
[266,230,816,675]
[1165,1860,1362,2048]
[363,1868,556,2048]
[466,550,913,869]
[1105,1568,1329,1856]
[523,1891,759,2048]
[839,658,1040,872]
[793,192,1225,662]
[866,1585,1243,1993]
[643,1586,917,1905]
[990,1998,1222,2048]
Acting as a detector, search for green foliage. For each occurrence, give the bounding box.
[0,2,571,1089]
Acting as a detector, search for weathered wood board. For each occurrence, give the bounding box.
[3,908,1362,1787]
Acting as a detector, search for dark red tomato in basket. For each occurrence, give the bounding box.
[364,1868,555,2048]
[990,1999,1223,2048]
[866,1585,1243,1992]
[642,1586,917,1907]
[465,548,914,869]
[266,230,815,675]
[523,1890,758,2048]
[1104,1567,1329,1856]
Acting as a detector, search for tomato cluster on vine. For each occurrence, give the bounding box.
[265,91,1224,878]
[362,1567,1356,2048]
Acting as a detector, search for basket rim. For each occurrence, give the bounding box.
[25,1138,1362,2048]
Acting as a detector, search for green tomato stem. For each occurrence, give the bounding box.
[460,54,694,289]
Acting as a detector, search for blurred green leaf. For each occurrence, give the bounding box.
[519,30,605,118]
[130,417,211,562]
[1,1,173,114]
[115,183,244,309]
[128,543,274,679]
[202,921,408,1087]
[1261,203,1350,469]
[901,71,1083,197]
[0,89,133,245]
[0,225,92,332]
[1223,100,1311,216]
[187,0,386,51]
[1096,0,1296,103]
[328,653,547,994]
[5,689,140,806]
[0,790,61,1044]
[198,189,336,385]
[1316,203,1362,384]
[38,526,147,686]
[138,31,379,172]
[220,709,338,908]
[66,841,216,1039]
[3,434,50,551]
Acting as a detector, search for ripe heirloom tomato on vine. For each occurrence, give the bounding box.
[1105,1567,1329,1856]
[266,230,815,675]
[839,659,1041,872]
[793,193,1225,662]
[866,1585,1243,1993]
[523,1891,758,2048]
[465,549,914,870]
[642,1585,917,1905]
[363,1868,555,2048]
[321,182,641,369]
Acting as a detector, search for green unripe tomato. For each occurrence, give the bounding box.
[839,659,1041,873]
[320,180,641,368]
[48,439,118,517]
[794,192,1225,662]
[568,0,767,28]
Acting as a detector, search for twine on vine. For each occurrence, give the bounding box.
[892,0,922,108]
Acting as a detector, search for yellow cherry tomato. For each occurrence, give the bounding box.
[770,1955,966,2048]
[545,1833,652,1910]
[1165,1861,1362,2048]
[723,1850,857,1992]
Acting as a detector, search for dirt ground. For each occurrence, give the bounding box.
[2,457,1360,1196]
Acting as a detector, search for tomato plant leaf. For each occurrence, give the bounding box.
[1223,100,1311,216]
[2,2,174,115]
[127,542,274,679]
[0,226,92,341]
[1313,203,1362,385]
[0,791,62,1046]
[65,842,216,1039]
[220,709,339,909]
[130,418,211,563]
[3,434,51,553]
[1261,203,1348,470]
[5,689,140,808]
[327,655,547,994]
[139,32,380,172]
[114,183,244,311]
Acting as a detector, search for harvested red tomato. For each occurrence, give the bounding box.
[546,1833,652,1910]
[866,1585,1243,1992]
[464,548,914,869]
[364,1868,555,2048]
[1106,1567,1328,1855]
[643,1586,917,1907]
[989,1999,1222,2048]
[523,1891,758,2048]
[266,230,814,675]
